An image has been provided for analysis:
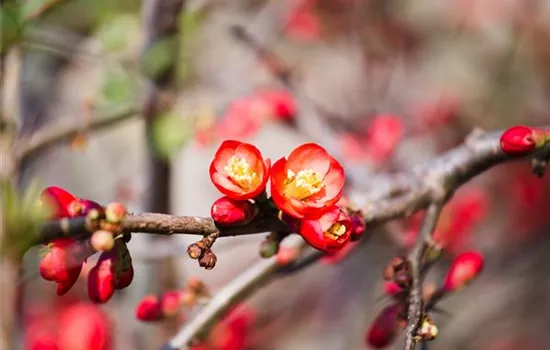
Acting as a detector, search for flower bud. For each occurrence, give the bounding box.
[259,238,279,258]
[211,197,256,226]
[443,251,484,292]
[187,243,203,259]
[135,295,163,321]
[349,211,366,241]
[57,303,113,350]
[105,202,127,223]
[116,266,134,290]
[88,252,116,303]
[199,250,217,270]
[161,291,183,317]
[500,126,538,155]
[383,256,412,289]
[90,230,115,252]
[366,303,403,349]
[418,315,438,341]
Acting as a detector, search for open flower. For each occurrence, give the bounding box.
[299,206,352,252]
[209,141,271,200]
[443,251,484,291]
[41,186,77,219]
[271,143,345,218]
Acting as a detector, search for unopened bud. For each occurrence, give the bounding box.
[90,230,115,252]
[198,250,217,270]
[161,291,183,317]
[417,315,438,341]
[259,238,279,258]
[187,243,203,260]
[383,256,412,289]
[443,251,484,292]
[211,197,256,226]
[105,202,127,223]
[500,126,542,155]
[135,295,163,321]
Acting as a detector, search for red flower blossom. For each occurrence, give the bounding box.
[270,143,345,219]
[363,115,405,165]
[299,206,352,252]
[39,239,90,296]
[41,187,76,219]
[161,291,183,317]
[285,0,322,42]
[211,197,256,226]
[443,251,484,291]
[57,303,112,350]
[499,125,541,155]
[209,141,271,200]
[215,99,266,141]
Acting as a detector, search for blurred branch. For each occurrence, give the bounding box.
[160,236,309,350]
[139,0,185,341]
[404,203,443,350]
[13,104,138,162]
[24,0,70,21]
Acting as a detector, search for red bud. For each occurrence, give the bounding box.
[115,266,134,290]
[211,197,256,226]
[88,252,116,303]
[366,303,403,349]
[443,251,484,291]
[161,291,183,317]
[135,295,163,321]
[500,126,537,155]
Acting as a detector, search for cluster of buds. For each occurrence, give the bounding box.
[135,277,209,322]
[187,232,219,270]
[500,125,549,155]
[367,251,485,348]
[208,140,366,260]
[38,187,133,302]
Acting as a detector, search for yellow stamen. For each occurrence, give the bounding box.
[283,169,324,200]
[224,156,259,190]
[324,223,347,241]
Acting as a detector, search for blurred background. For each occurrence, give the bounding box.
[1,0,550,349]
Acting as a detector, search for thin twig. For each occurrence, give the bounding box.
[161,236,306,350]
[13,104,138,162]
[403,203,443,350]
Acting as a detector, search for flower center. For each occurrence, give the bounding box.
[324,222,347,241]
[224,156,259,190]
[283,169,324,200]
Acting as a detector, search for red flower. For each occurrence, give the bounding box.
[57,303,112,350]
[299,206,352,252]
[88,252,116,304]
[285,0,322,42]
[211,197,256,226]
[366,303,404,349]
[135,295,163,321]
[443,251,484,292]
[321,240,359,264]
[209,141,271,200]
[270,143,345,219]
[363,115,404,165]
[500,125,539,155]
[39,238,89,296]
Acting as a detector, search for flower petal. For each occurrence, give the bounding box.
[286,143,331,177]
[212,140,241,175]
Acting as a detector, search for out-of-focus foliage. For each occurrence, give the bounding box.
[98,67,139,107]
[1,179,51,258]
[151,112,192,159]
[1,3,24,54]
[95,14,139,53]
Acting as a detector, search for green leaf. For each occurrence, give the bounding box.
[95,14,139,53]
[1,179,49,258]
[99,68,137,106]
[1,4,24,54]
[140,36,178,81]
[151,113,192,159]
